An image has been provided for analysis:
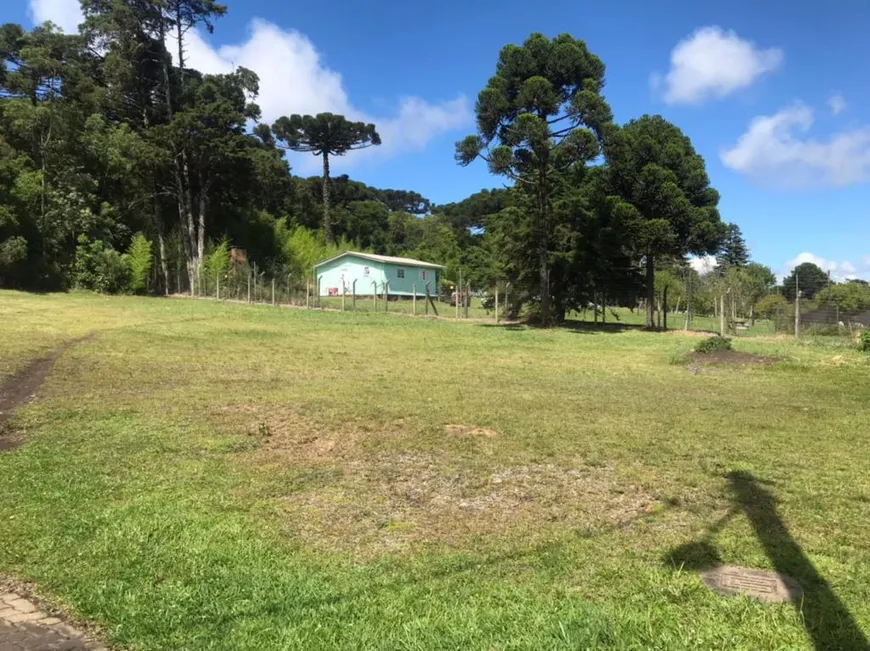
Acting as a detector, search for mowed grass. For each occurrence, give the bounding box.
[1,290,869,650]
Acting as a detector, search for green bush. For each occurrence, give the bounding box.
[73,235,131,293]
[859,331,870,352]
[204,238,232,282]
[695,335,733,354]
[127,232,153,293]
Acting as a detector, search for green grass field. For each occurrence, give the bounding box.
[1,290,869,650]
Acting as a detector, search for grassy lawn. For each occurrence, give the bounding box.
[1,290,869,650]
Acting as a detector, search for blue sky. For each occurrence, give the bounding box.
[6,0,870,279]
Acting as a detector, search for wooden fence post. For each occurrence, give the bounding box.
[352,279,357,311]
[384,281,390,312]
[456,270,461,319]
[412,284,417,315]
[495,286,499,323]
[247,273,251,303]
[306,279,310,308]
[216,273,220,300]
[342,282,346,311]
[465,281,470,318]
[425,282,429,315]
[373,281,378,312]
[272,278,276,306]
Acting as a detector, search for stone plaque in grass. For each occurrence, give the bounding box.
[700,565,803,603]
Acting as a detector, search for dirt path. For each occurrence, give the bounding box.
[0,335,94,452]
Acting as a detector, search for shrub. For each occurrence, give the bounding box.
[695,335,733,354]
[73,235,131,293]
[859,331,870,352]
[204,238,232,282]
[127,232,153,293]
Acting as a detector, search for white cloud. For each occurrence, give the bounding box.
[653,26,783,105]
[27,0,471,170]
[29,0,82,33]
[783,252,870,282]
[689,255,718,275]
[827,94,847,115]
[721,103,870,188]
[179,19,471,170]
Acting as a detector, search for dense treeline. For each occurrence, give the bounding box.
[2,9,862,324]
[0,7,464,294]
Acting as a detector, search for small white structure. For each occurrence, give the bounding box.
[314,252,444,297]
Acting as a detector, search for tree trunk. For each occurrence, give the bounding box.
[662,285,668,330]
[157,230,169,295]
[645,253,655,328]
[322,151,333,244]
[537,168,551,326]
[196,173,208,277]
[159,16,197,295]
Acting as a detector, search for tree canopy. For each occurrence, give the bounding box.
[456,32,612,323]
[273,113,381,243]
[606,115,724,327]
[782,262,830,301]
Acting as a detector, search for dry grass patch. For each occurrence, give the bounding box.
[211,404,662,555]
[444,423,499,437]
[279,453,659,555]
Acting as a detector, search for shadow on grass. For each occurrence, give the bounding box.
[665,471,869,651]
[477,321,648,334]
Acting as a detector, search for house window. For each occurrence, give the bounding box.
[397,268,405,279]
[363,266,370,277]
[421,270,428,281]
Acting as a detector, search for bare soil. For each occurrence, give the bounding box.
[0,336,93,452]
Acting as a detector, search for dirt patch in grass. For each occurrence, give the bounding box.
[0,335,94,452]
[215,404,660,555]
[688,350,777,366]
[281,453,658,554]
[444,424,499,437]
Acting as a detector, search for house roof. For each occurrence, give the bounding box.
[314,251,445,270]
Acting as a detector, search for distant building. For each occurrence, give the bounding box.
[314,252,444,297]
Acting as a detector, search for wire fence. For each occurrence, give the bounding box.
[163,263,870,338]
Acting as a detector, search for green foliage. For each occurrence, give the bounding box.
[272,113,381,244]
[456,32,613,323]
[607,115,724,326]
[126,233,153,294]
[203,238,232,281]
[816,281,870,314]
[278,223,356,282]
[695,335,733,354]
[755,293,788,319]
[717,223,749,268]
[0,236,27,280]
[73,235,131,293]
[859,331,870,352]
[782,262,830,301]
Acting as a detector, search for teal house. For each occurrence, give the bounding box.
[314,252,444,297]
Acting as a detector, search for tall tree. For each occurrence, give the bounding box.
[272,113,380,243]
[782,261,829,301]
[607,115,724,327]
[161,0,226,292]
[455,32,613,324]
[717,222,749,268]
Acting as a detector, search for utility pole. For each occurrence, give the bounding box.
[720,293,725,336]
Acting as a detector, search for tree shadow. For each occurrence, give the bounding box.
[665,471,869,651]
[477,320,646,334]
